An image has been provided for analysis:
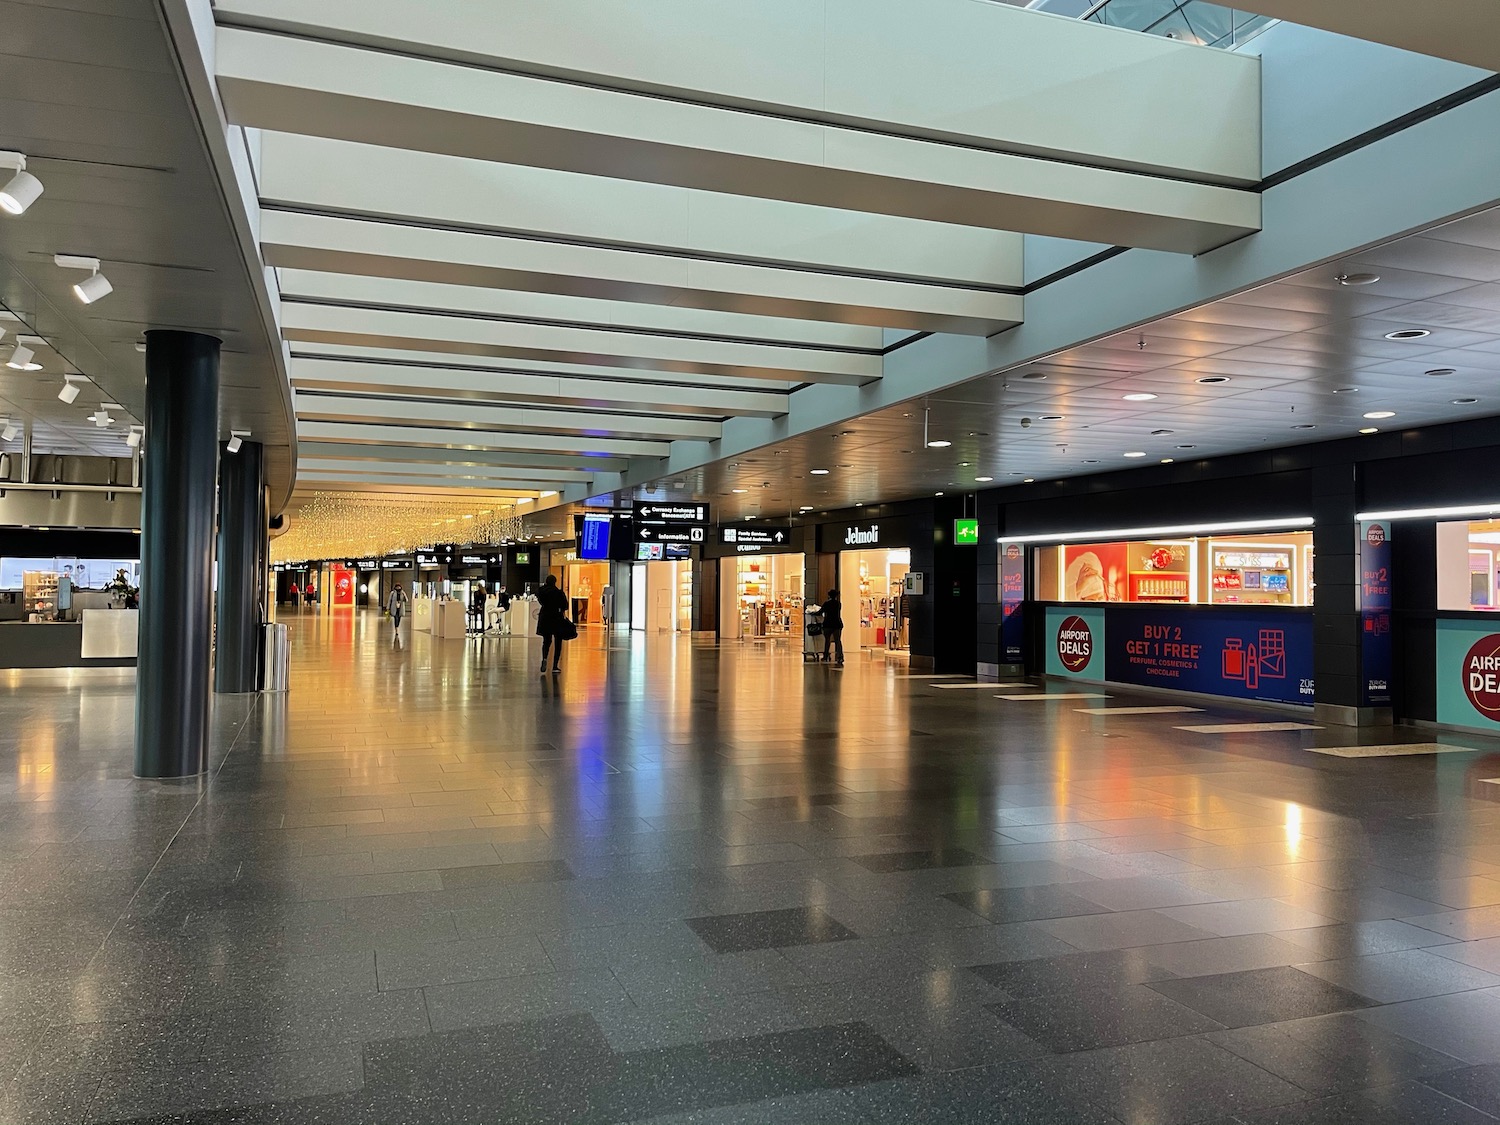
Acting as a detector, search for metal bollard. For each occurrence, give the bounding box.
[262,623,289,692]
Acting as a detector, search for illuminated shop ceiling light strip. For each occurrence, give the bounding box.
[998,517,1314,545]
[1356,503,1500,522]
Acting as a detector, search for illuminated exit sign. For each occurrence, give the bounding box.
[954,518,980,545]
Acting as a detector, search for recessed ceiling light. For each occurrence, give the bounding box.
[799,505,814,511]
[968,431,990,437]
[975,476,994,482]
[1195,376,1231,385]
[1291,424,1317,430]
[839,430,855,436]
[773,449,789,455]
[731,488,748,494]
[1359,427,1379,434]
[1453,397,1480,405]
[1123,451,1147,458]
[1082,459,1100,464]
[809,468,830,475]
[1160,458,1174,464]
[1333,386,1359,394]
[1425,368,1456,377]
[899,449,913,454]
[1039,414,1065,421]
[1023,477,1035,483]
[1363,410,1395,419]
[927,440,952,449]
[1122,393,1158,402]
[1150,429,1174,436]
[1020,372,1048,381]
[959,462,971,467]
[1334,272,1380,286]
[1384,329,1431,340]
[935,491,944,496]
[1176,444,1197,450]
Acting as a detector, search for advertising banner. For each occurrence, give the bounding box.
[1000,542,1025,663]
[1358,520,1393,707]
[1046,606,1105,680]
[330,564,355,606]
[1103,607,1314,705]
[1437,619,1500,730]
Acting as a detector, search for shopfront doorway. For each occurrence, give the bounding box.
[562,560,609,627]
[838,549,910,653]
[719,554,805,641]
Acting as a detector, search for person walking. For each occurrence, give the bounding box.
[820,588,845,665]
[386,581,407,631]
[536,574,570,673]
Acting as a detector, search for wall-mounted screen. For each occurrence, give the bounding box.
[579,513,612,561]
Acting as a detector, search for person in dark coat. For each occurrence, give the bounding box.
[535,574,570,673]
[820,589,844,665]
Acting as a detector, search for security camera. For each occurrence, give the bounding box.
[1020,417,1033,428]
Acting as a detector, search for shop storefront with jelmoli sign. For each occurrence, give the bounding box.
[817,517,916,654]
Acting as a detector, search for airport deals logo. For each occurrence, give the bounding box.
[1056,614,1094,673]
[1463,634,1500,722]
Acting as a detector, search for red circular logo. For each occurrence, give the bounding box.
[1463,635,1500,720]
[1005,544,1022,561]
[1366,523,1387,546]
[1056,614,1093,673]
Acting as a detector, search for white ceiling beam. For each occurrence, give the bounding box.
[294,474,542,495]
[260,206,1022,336]
[276,268,883,351]
[216,27,1261,254]
[279,304,881,386]
[298,441,620,475]
[217,0,1259,183]
[289,356,788,419]
[298,459,591,484]
[297,420,670,458]
[286,341,800,393]
[294,393,723,442]
[255,132,1022,290]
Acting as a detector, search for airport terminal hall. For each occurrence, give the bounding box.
[17,1,1500,1122]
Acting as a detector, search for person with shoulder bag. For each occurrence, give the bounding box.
[536,575,572,673]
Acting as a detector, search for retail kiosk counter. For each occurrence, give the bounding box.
[0,609,138,669]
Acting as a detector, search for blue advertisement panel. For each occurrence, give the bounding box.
[1045,606,1105,680]
[1103,606,1315,705]
[1000,543,1025,663]
[1359,520,1393,706]
[1437,618,1500,730]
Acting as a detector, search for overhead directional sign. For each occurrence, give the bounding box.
[721,526,794,549]
[633,500,710,524]
[954,518,980,545]
[637,524,706,544]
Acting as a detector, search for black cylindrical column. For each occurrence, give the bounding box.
[215,440,265,694]
[135,330,221,779]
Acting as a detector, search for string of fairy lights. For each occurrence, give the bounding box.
[269,493,540,564]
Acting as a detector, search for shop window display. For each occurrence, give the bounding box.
[1036,532,1313,607]
[1438,519,1500,610]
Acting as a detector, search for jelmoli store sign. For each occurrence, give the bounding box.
[817,517,913,553]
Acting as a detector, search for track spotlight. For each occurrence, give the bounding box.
[226,429,250,454]
[58,377,81,404]
[0,153,43,216]
[5,339,36,370]
[89,410,113,428]
[54,255,113,304]
[126,426,142,449]
[1,421,17,443]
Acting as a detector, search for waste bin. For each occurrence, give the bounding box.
[262,623,289,692]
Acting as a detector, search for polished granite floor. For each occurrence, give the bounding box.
[9,612,1500,1122]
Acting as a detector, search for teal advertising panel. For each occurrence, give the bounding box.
[1045,606,1105,680]
[1437,618,1500,730]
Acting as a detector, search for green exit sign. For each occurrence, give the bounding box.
[515,552,531,564]
[954,519,979,545]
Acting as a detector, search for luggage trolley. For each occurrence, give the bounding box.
[803,605,827,662]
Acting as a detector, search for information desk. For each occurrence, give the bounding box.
[0,615,138,669]
[1043,602,1314,707]
[411,597,433,633]
[433,599,467,638]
